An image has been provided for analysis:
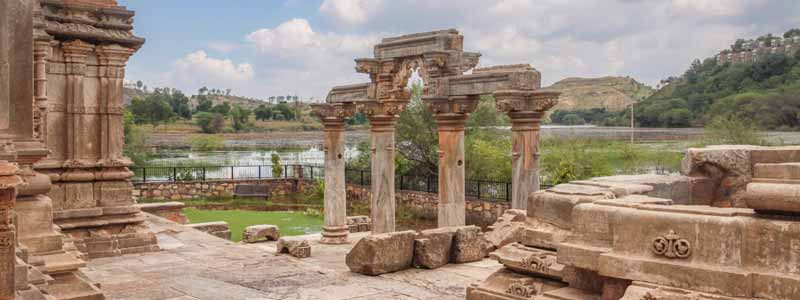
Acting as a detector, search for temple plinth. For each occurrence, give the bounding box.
[312,103,356,244]
[424,96,479,227]
[495,90,560,210]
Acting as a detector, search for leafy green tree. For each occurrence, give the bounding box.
[784,28,800,38]
[194,112,225,134]
[195,97,213,113]
[128,95,176,127]
[229,105,251,132]
[273,103,295,120]
[395,83,438,176]
[210,102,231,115]
[561,114,585,125]
[254,105,273,121]
[122,110,151,166]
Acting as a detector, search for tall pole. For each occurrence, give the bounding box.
[630,102,635,144]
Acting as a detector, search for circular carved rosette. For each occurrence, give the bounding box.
[651,230,691,259]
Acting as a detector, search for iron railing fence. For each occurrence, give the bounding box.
[131,164,555,202]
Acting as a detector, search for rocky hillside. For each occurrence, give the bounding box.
[544,76,655,112]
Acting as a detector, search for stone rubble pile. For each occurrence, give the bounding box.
[468,145,800,300]
[277,237,311,258]
[242,225,280,243]
[346,225,491,276]
[346,216,373,233]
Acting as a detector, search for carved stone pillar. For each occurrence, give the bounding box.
[312,103,356,244]
[61,40,94,169]
[96,44,135,167]
[0,161,21,300]
[424,96,478,227]
[362,101,405,234]
[33,41,51,144]
[495,90,560,210]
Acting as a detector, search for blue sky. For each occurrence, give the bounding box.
[120,0,800,101]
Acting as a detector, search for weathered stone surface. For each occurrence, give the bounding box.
[242,225,280,243]
[276,237,311,258]
[466,268,566,300]
[187,222,231,240]
[753,163,800,180]
[346,230,415,275]
[451,226,489,264]
[136,202,187,224]
[485,209,526,250]
[413,227,456,269]
[744,182,800,214]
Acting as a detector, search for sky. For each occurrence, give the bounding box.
[121,0,800,102]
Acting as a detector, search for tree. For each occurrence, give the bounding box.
[195,97,213,113]
[395,82,438,176]
[229,104,251,132]
[784,28,800,38]
[136,80,143,90]
[127,95,176,127]
[273,103,295,120]
[194,112,225,133]
[254,105,273,121]
[198,86,208,95]
[210,102,231,115]
[561,114,585,125]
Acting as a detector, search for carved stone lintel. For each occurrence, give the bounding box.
[311,102,357,123]
[651,230,692,259]
[495,90,560,114]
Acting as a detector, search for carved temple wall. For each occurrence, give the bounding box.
[32,0,157,259]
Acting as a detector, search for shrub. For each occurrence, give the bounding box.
[704,115,765,145]
[195,112,225,133]
[271,154,283,177]
[187,135,223,152]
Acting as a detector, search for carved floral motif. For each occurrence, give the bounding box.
[652,230,692,259]
[522,253,555,271]
[505,281,537,298]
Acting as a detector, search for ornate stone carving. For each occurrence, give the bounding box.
[652,230,692,259]
[505,280,537,298]
[495,90,560,114]
[311,103,357,121]
[522,253,555,272]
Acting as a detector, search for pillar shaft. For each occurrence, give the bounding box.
[369,117,396,234]
[510,114,542,210]
[436,117,467,227]
[0,162,20,300]
[321,120,348,244]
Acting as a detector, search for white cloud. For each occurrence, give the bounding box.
[319,0,383,25]
[669,0,750,17]
[208,41,240,53]
[164,51,254,94]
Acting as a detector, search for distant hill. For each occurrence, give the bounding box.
[189,94,267,110]
[544,76,654,112]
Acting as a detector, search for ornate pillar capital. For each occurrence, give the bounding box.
[495,90,560,129]
[423,95,479,131]
[311,102,357,130]
[359,100,406,131]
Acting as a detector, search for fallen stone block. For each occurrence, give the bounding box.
[346,230,416,275]
[242,224,280,243]
[276,237,310,258]
[413,227,457,269]
[451,226,490,264]
[485,209,526,251]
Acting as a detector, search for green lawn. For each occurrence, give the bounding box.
[183,208,323,242]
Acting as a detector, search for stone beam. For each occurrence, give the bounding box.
[311,102,356,244]
[495,90,560,210]
[326,83,374,103]
[39,0,145,49]
[428,64,541,98]
[373,29,465,59]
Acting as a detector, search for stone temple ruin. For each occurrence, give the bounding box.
[312,29,559,244]
[2,1,800,299]
[467,145,800,300]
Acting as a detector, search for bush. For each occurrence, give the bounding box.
[271,154,283,177]
[704,115,765,145]
[123,110,151,167]
[195,112,225,133]
[187,135,223,152]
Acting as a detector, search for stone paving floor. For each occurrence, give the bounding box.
[83,214,501,300]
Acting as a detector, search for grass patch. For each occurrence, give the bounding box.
[183,208,323,242]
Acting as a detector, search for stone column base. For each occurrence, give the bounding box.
[320,225,349,244]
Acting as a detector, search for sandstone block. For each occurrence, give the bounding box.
[242,224,280,243]
[744,182,800,214]
[413,227,456,269]
[346,230,415,275]
[451,226,489,263]
[277,237,310,258]
[485,209,526,250]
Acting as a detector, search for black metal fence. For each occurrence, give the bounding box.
[131,164,516,202]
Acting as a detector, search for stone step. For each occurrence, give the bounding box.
[37,251,85,275]
[466,268,567,300]
[744,182,800,214]
[539,287,601,300]
[753,163,800,180]
[46,273,103,300]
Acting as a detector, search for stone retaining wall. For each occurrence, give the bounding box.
[133,179,313,201]
[346,184,509,227]
[133,179,508,226]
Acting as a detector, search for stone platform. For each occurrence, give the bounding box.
[83,214,501,300]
